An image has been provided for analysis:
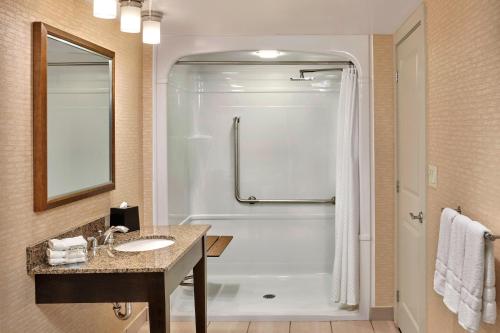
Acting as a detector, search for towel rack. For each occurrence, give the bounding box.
[233,116,335,205]
[441,206,462,214]
[442,206,499,241]
[484,232,500,241]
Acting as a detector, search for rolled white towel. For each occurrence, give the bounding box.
[48,236,87,251]
[46,248,87,259]
[47,256,87,266]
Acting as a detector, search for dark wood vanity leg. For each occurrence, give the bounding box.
[148,287,170,333]
[193,237,207,333]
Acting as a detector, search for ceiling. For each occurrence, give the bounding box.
[152,0,421,35]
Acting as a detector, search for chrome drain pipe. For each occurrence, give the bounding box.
[112,302,132,320]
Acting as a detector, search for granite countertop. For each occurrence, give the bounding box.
[29,225,210,275]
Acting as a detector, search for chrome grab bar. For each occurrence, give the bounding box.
[233,116,335,205]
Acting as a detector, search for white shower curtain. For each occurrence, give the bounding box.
[332,67,360,306]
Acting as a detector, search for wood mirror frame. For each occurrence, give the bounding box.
[32,22,115,212]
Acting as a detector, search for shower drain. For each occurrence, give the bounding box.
[263,294,276,299]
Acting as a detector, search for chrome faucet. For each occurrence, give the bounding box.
[103,225,129,246]
[87,226,129,255]
[87,230,103,256]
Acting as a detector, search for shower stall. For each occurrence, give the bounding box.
[154,36,372,321]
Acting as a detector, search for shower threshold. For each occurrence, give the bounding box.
[170,273,361,321]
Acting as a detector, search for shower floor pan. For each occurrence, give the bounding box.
[170,273,360,321]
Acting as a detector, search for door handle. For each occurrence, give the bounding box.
[409,211,424,223]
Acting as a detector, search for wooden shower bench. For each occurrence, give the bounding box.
[206,235,233,257]
[180,235,233,286]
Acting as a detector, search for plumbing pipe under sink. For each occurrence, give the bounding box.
[113,302,132,320]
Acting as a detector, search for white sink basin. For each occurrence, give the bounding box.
[114,238,175,252]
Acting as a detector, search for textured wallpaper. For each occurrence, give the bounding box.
[425,0,500,332]
[0,0,147,331]
[373,35,396,308]
[142,45,153,227]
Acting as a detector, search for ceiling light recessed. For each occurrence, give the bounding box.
[254,50,282,59]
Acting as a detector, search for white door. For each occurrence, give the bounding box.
[396,16,426,333]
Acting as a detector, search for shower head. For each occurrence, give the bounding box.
[290,69,315,81]
[290,67,344,82]
[290,76,314,81]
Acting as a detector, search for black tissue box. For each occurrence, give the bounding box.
[110,206,140,231]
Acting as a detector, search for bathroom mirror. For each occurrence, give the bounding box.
[33,22,115,211]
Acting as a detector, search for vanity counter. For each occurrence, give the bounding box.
[29,223,210,333]
[29,225,210,275]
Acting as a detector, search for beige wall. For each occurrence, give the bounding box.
[0,0,147,331]
[424,0,500,332]
[373,35,396,307]
[142,45,153,226]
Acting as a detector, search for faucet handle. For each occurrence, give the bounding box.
[87,236,98,256]
[87,236,97,247]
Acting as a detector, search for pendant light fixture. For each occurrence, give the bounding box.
[93,0,117,19]
[119,0,144,33]
[95,0,163,44]
[141,0,163,44]
[141,11,163,44]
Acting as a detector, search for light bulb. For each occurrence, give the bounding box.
[142,20,161,44]
[120,1,143,33]
[141,10,163,44]
[93,0,117,19]
[254,50,282,59]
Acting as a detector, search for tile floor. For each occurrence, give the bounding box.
[138,321,399,333]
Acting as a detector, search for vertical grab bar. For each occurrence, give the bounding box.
[233,116,335,205]
[233,116,242,202]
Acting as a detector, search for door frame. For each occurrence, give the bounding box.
[394,4,427,331]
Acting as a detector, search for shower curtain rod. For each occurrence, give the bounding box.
[175,60,354,66]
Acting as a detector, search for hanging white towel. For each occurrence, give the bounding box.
[482,239,496,324]
[443,214,470,313]
[457,221,497,332]
[434,208,459,296]
[48,235,87,251]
